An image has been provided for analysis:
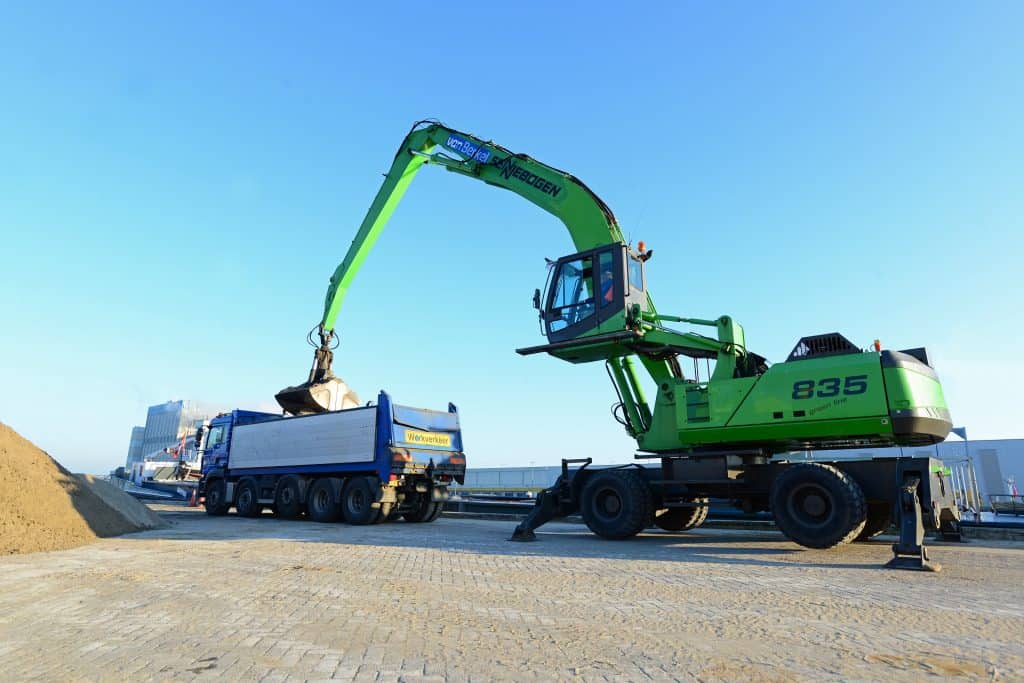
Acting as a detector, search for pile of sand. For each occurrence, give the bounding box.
[0,422,167,555]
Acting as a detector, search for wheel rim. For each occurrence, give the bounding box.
[239,489,252,509]
[281,488,294,505]
[209,489,221,507]
[787,483,835,528]
[594,487,623,521]
[350,489,366,514]
[314,489,329,512]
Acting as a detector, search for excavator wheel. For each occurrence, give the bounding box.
[654,498,709,532]
[770,463,867,549]
[580,469,654,540]
[855,502,893,541]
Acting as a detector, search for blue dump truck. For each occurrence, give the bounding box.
[197,392,466,524]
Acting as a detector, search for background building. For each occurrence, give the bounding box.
[125,400,216,470]
[125,426,145,468]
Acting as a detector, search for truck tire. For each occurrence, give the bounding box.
[204,479,229,516]
[770,463,867,549]
[403,495,442,523]
[654,498,709,531]
[307,478,342,523]
[273,476,304,520]
[423,501,443,523]
[855,503,893,541]
[341,476,379,525]
[580,469,654,540]
[235,480,262,518]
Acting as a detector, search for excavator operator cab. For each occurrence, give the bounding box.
[540,244,645,344]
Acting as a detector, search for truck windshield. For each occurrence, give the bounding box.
[206,425,226,449]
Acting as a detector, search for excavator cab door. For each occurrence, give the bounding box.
[542,244,644,344]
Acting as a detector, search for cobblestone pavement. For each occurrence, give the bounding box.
[1,507,1022,682]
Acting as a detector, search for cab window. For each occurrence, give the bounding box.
[628,255,643,292]
[598,251,615,307]
[206,425,226,449]
[548,256,595,333]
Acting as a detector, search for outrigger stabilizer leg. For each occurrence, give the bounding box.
[509,458,591,542]
[886,475,942,572]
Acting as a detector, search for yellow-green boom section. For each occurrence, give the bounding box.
[321,120,627,332]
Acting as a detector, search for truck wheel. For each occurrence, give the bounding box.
[423,501,444,523]
[307,478,342,523]
[770,463,867,549]
[341,476,379,525]
[654,498,709,531]
[855,503,893,541]
[403,495,440,523]
[235,480,262,518]
[204,479,229,516]
[273,477,304,520]
[580,469,654,540]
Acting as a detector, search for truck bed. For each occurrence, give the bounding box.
[228,408,377,470]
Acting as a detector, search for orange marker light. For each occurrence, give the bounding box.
[638,241,646,252]
[873,339,881,352]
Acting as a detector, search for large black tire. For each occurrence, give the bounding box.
[273,476,304,520]
[341,476,380,525]
[423,500,444,523]
[204,479,229,516]
[403,495,442,523]
[307,477,342,523]
[654,498,709,531]
[580,469,654,540]
[855,503,893,541]
[770,463,867,549]
[234,480,262,518]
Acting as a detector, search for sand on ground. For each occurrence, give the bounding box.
[0,422,164,554]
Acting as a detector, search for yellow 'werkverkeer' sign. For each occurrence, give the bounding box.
[404,429,452,448]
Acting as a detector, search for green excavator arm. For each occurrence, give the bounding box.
[277,120,742,414]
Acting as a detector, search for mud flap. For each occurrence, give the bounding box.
[886,475,941,572]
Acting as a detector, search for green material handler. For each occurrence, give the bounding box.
[277,121,959,570]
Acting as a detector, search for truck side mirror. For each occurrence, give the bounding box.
[194,426,205,449]
[532,289,541,310]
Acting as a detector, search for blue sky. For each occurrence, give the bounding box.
[1,3,1021,474]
